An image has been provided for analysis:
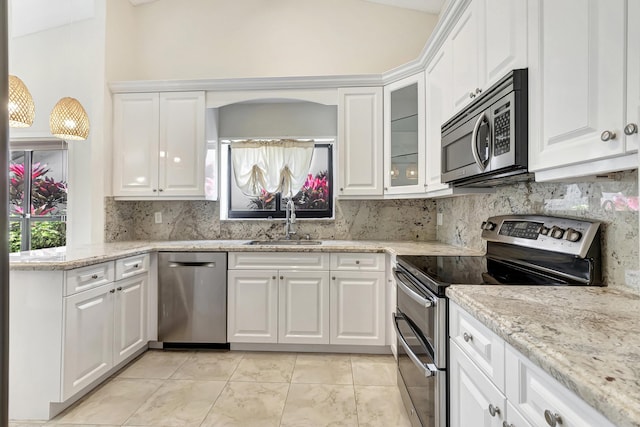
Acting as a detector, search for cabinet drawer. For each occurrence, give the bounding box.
[228,252,329,270]
[64,261,115,296]
[115,253,150,280]
[330,253,385,271]
[449,301,505,390]
[505,344,615,427]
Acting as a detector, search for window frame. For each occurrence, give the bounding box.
[226,142,334,220]
[9,140,68,252]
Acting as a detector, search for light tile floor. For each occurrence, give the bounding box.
[11,350,411,427]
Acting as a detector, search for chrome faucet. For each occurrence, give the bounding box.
[284,198,296,239]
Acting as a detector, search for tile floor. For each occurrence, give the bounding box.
[11,350,411,427]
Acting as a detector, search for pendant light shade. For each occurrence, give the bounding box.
[49,97,90,140]
[8,75,35,128]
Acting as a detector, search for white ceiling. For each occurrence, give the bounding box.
[362,0,445,13]
[127,0,445,14]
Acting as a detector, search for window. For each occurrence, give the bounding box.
[227,142,333,219]
[10,143,68,252]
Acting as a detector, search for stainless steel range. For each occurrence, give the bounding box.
[393,214,603,427]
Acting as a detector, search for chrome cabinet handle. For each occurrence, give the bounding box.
[488,404,501,417]
[463,332,473,342]
[544,410,562,426]
[625,123,638,135]
[600,130,616,141]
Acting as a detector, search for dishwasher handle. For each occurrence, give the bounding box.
[168,261,217,268]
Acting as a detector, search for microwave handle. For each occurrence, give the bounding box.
[393,312,437,377]
[471,112,488,171]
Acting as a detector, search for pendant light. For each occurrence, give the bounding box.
[49,96,90,140]
[8,75,35,128]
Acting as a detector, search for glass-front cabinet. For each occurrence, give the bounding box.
[383,72,425,195]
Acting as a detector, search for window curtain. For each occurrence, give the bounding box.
[231,139,315,197]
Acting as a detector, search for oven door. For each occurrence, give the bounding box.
[393,266,447,368]
[394,312,446,427]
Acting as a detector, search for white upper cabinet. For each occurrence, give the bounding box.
[337,87,384,198]
[627,0,640,153]
[113,91,206,198]
[425,46,454,194]
[383,73,426,195]
[528,0,636,179]
[450,0,527,114]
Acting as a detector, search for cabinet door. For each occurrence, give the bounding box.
[450,341,505,427]
[627,0,640,153]
[62,284,114,401]
[482,0,527,88]
[450,1,484,112]
[113,93,160,197]
[278,271,330,344]
[227,270,278,343]
[383,73,426,195]
[425,46,454,193]
[330,271,385,345]
[113,275,147,366]
[159,92,206,197]
[528,0,626,172]
[337,87,384,197]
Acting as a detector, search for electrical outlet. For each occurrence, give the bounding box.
[437,213,443,226]
[154,212,162,224]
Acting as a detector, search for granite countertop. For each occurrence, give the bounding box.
[9,240,484,270]
[447,285,640,427]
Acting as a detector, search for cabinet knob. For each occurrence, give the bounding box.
[625,123,638,135]
[469,92,475,99]
[109,289,115,293]
[502,422,515,427]
[600,130,616,141]
[544,410,562,426]
[475,87,482,95]
[463,332,473,342]
[133,264,139,268]
[152,189,157,192]
[332,276,336,280]
[355,260,360,265]
[272,276,277,280]
[117,286,123,291]
[280,276,284,280]
[488,404,501,417]
[91,274,98,279]
[340,187,344,191]
[158,188,164,192]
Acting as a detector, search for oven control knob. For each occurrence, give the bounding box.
[565,228,582,242]
[540,226,551,236]
[483,221,497,231]
[550,226,565,239]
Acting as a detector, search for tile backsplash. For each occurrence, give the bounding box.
[436,170,639,292]
[105,170,638,292]
[105,198,437,242]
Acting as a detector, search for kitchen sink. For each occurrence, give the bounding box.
[245,240,323,246]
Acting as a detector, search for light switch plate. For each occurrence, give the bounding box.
[154,212,162,224]
[437,213,443,226]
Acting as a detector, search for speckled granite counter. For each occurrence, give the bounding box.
[447,285,640,427]
[9,240,484,270]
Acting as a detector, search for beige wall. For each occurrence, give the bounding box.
[108,0,438,80]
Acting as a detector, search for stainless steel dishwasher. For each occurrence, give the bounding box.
[158,252,228,348]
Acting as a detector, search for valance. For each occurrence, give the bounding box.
[231,139,315,197]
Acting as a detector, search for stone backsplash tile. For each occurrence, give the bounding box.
[436,171,639,292]
[105,198,437,243]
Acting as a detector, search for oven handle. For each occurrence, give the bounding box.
[392,268,434,308]
[393,312,438,378]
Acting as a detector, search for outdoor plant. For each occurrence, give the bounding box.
[248,170,329,211]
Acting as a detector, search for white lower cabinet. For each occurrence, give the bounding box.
[227,252,385,347]
[450,341,505,427]
[450,302,616,427]
[62,283,114,401]
[330,271,385,345]
[10,255,150,421]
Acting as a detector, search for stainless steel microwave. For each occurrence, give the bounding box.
[441,69,529,187]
